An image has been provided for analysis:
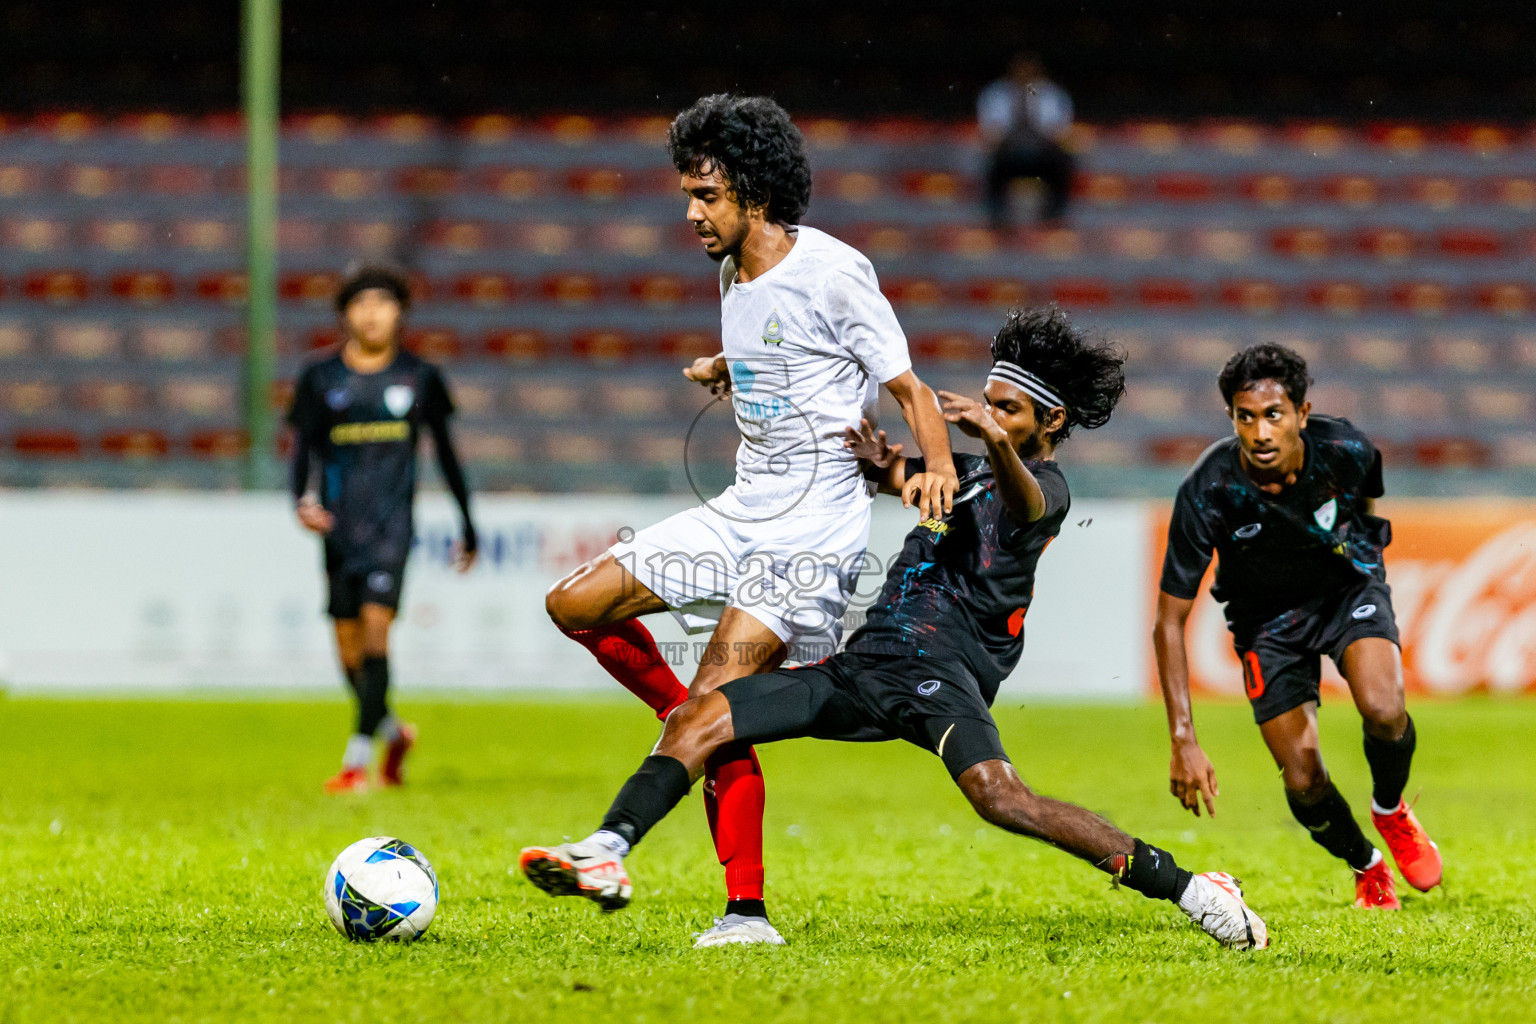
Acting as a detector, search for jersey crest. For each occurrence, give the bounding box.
[383,384,415,418]
[1313,498,1337,531]
[761,309,784,345]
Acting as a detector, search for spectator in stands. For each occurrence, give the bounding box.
[978,54,1076,230]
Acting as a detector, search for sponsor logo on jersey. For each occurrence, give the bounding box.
[383,384,415,417]
[731,360,756,393]
[331,420,411,444]
[1352,603,1377,619]
[1235,522,1263,539]
[917,679,943,695]
[761,310,783,345]
[1314,498,1337,530]
[918,517,951,536]
[325,387,351,410]
[367,571,394,593]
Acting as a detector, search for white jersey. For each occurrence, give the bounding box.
[715,225,912,517]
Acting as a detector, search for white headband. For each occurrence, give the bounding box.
[987,361,1068,411]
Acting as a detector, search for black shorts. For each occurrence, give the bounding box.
[720,651,1009,780]
[327,564,407,619]
[1233,577,1400,724]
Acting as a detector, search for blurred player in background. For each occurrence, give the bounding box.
[1154,343,1441,909]
[288,265,479,795]
[544,94,958,946]
[522,309,1267,951]
[978,53,1076,230]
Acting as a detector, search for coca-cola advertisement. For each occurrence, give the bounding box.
[1163,504,1536,697]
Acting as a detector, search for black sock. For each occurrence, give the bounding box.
[357,655,390,737]
[1117,839,1194,903]
[725,899,768,920]
[1363,715,1416,811]
[600,755,692,850]
[1286,783,1375,871]
[344,665,363,698]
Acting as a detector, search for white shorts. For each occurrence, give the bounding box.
[610,501,873,664]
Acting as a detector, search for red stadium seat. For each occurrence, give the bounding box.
[1137,279,1201,310]
[882,278,947,310]
[571,331,633,363]
[1024,226,1085,260]
[1243,174,1299,207]
[478,166,553,200]
[427,220,495,254]
[1153,173,1216,202]
[100,429,170,458]
[484,329,549,362]
[13,429,83,457]
[912,332,989,363]
[196,272,248,305]
[964,279,1031,308]
[1493,178,1536,211]
[1105,226,1167,261]
[1076,172,1132,207]
[1390,282,1451,317]
[1271,227,1334,261]
[1409,176,1463,210]
[307,329,342,351]
[1475,283,1533,318]
[1367,123,1428,157]
[566,167,627,201]
[819,170,883,204]
[110,271,176,306]
[538,114,599,146]
[0,164,43,195]
[453,273,518,306]
[1151,436,1215,465]
[627,274,695,308]
[1123,122,1183,153]
[460,114,518,145]
[280,271,342,306]
[332,220,397,252]
[935,225,1000,259]
[598,222,664,257]
[800,118,853,149]
[541,273,602,306]
[75,379,146,414]
[1449,124,1510,158]
[658,331,718,361]
[1220,279,1284,316]
[277,218,327,252]
[1123,383,1195,421]
[1355,228,1416,262]
[33,112,97,141]
[1199,121,1267,156]
[1305,281,1370,317]
[1323,175,1380,208]
[24,270,91,305]
[599,382,671,419]
[315,167,382,201]
[119,112,185,142]
[396,166,460,198]
[405,328,461,360]
[143,164,215,196]
[1414,437,1490,468]
[1438,229,1502,258]
[515,222,577,256]
[1050,278,1116,309]
[188,429,248,458]
[60,163,123,198]
[370,113,438,145]
[900,171,969,205]
[160,376,237,417]
[840,224,915,259]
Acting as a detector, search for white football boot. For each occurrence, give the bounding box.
[692,913,787,948]
[1178,871,1269,950]
[519,841,632,912]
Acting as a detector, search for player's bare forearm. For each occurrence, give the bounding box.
[1153,591,1200,742]
[885,371,955,476]
[981,429,1047,523]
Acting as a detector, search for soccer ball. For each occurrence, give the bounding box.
[324,836,438,941]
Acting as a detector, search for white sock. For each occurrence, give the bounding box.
[586,830,630,858]
[342,734,373,771]
[378,715,403,744]
[1370,798,1401,816]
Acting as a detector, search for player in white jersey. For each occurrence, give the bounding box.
[543,94,958,946]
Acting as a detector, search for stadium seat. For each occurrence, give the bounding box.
[196,272,247,305]
[1191,228,1255,263]
[1272,227,1333,262]
[964,279,1031,309]
[627,274,695,308]
[187,428,247,459]
[936,226,999,259]
[1345,332,1411,369]
[1390,282,1451,317]
[447,381,496,418]
[912,332,990,363]
[571,330,633,363]
[484,329,549,362]
[172,220,239,252]
[1410,177,1462,210]
[453,273,518,306]
[75,379,146,415]
[336,221,400,252]
[1,380,61,414]
[566,167,628,202]
[1154,173,1217,202]
[657,331,718,362]
[882,278,947,310]
[61,163,123,198]
[455,429,524,463]
[278,219,327,252]
[1150,435,1216,465]
[428,220,495,254]
[1475,283,1532,318]
[285,113,353,144]
[0,322,33,357]
[142,164,215,196]
[901,171,968,205]
[630,432,682,466]
[1026,227,1085,261]
[1438,229,1502,258]
[139,324,212,361]
[1106,227,1169,261]
[49,322,121,359]
[405,327,461,360]
[1463,385,1531,422]
[1137,279,1201,310]
[161,377,237,417]
[87,219,154,252]
[1428,334,1494,371]
[820,170,883,204]
[1356,228,1415,263]
[1493,177,1536,211]
[12,428,83,457]
[1323,175,1380,208]
[1121,384,1193,422]
[541,273,601,306]
[316,168,382,201]
[1077,172,1132,207]
[1050,279,1116,309]
[371,113,439,145]
[599,382,670,419]
[1305,281,1370,317]
[1369,124,1427,157]
[599,222,664,257]
[517,223,577,256]
[1413,437,1490,468]
[1124,122,1183,153]
[1221,280,1284,315]
[1169,332,1234,369]
[5,219,70,252]
[110,271,176,306]
[479,166,553,201]
[100,429,170,459]
[280,271,342,306]
[1305,382,1363,418]
[119,111,185,142]
[1381,384,1449,423]
[509,381,586,418]
[0,164,43,196]
[1244,174,1298,207]
[1450,124,1509,158]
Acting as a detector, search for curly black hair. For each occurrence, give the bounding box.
[335,262,411,313]
[1217,343,1311,408]
[667,94,813,225]
[990,307,1127,445]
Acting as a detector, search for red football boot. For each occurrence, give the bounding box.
[1372,801,1442,892]
[379,724,417,787]
[323,767,370,795]
[1353,852,1401,909]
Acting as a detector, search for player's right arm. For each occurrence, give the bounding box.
[1155,482,1221,816]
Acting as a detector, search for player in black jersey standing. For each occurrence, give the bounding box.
[1154,343,1441,909]
[287,265,478,794]
[519,309,1269,950]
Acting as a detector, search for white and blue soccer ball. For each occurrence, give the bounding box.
[324,836,438,941]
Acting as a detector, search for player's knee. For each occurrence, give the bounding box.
[656,692,732,769]
[960,764,1040,833]
[1358,694,1407,737]
[544,576,591,631]
[1283,761,1331,800]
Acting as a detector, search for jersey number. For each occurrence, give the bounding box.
[1241,651,1266,700]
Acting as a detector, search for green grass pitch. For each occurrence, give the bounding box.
[3,693,1534,1022]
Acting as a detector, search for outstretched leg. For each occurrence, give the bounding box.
[956,758,1266,949]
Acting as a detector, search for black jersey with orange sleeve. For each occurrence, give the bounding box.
[286,348,473,574]
[1159,415,1390,629]
[846,452,1071,698]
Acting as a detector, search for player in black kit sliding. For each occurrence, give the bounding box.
[1153,343,1442,910]
[519,308,1269,950]
[287,265,478,794]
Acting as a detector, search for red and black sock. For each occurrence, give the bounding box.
[704,744,767,916]
[1111,839,1194,903]
[600,754,693,849]
[1363,715,1416,811]
[1287,782,1376,870]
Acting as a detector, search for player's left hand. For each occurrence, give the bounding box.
[842,418,903,467]
[937,390,1007,444]
[902,468,959,520]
